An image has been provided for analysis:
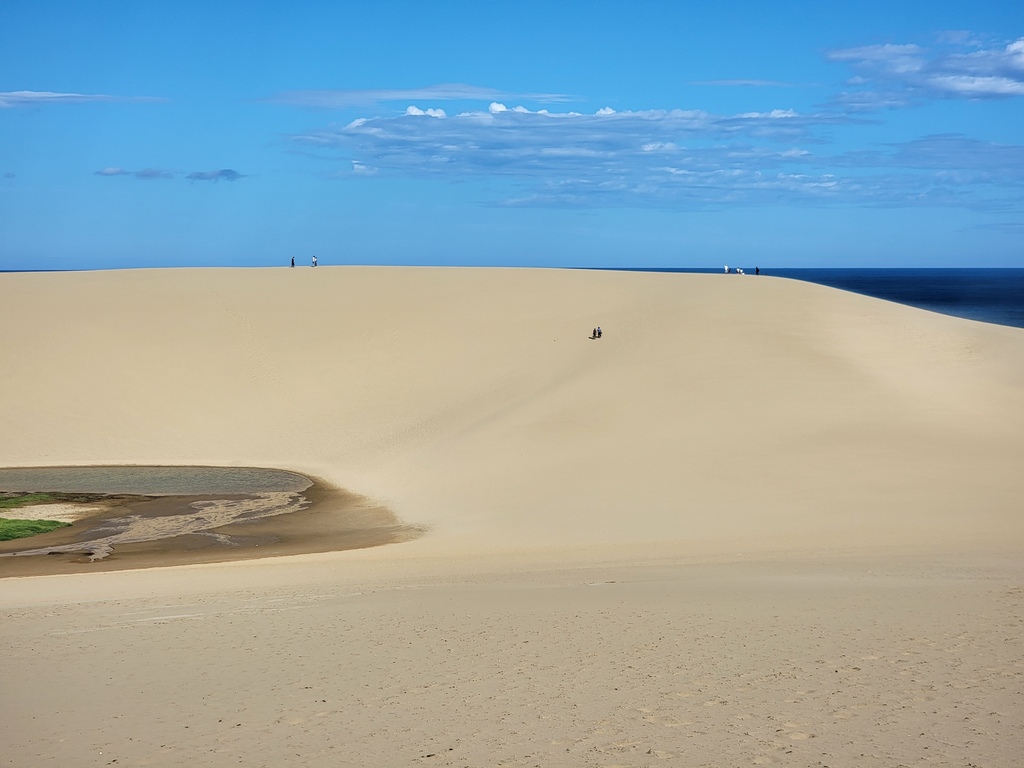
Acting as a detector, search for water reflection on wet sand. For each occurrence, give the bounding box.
[0,466,423,576]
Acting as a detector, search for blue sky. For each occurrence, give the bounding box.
[1,0,1022,269]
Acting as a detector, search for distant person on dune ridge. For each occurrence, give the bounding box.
[312,255,318,267]
[291,256,294,268]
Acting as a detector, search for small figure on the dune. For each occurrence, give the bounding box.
[312,254,318,267]
[291,256,295,268]
[597,326,602,339]
[724,264,729,274]
[591,328,597,339]
[755,266,760,276]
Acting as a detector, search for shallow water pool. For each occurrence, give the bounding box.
[0,465,311,495]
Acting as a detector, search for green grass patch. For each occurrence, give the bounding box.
[0,517,72,541]
[0,492,64,510]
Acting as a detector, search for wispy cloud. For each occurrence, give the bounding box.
[0,90,163,108]
[974,221,1024,234]
[494,166,1018,212]
[690,79,804,88]
[833,134,1024,182]
[294,104,857,173]
[826,35,1024,109]
[290,98,1024,211]
[186,169,245,182]
[283,41,1024,213]
[270,83,574,108]
[135,168,174,180]
[95,167,174,180]
[95,167,246,182]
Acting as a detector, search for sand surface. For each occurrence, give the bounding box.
[1,266,1023,766]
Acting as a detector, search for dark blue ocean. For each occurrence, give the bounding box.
[608,268,1024,330]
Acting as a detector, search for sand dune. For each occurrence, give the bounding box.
[2,266,1023,766]
[2,266,1022,558]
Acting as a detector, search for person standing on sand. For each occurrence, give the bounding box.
[312,255,318,268]
[291,256,294,268]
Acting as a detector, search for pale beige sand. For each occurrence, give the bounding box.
[0,502,102,523]
[1,266,1023,766]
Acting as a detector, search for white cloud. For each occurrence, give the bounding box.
[280,60,1023,213]
[292,104,851,179]
[826,35,1024,107]
[737,109,798,119]
[406,105,447,117]
[925,75,1024,97]
[1008,39,1024,65]
[288,103,887,208]
[291,97,1024,212]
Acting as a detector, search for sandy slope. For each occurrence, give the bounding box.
[2,266,1021,558]
[1,266,1023,766]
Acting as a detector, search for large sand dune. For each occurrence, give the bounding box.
[3,266,1022,557]
[2,266,1023,766]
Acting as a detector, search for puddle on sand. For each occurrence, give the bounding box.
[0,466,423,576]
[0,465,312,495]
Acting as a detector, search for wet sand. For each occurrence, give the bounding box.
[0,472,423,577]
